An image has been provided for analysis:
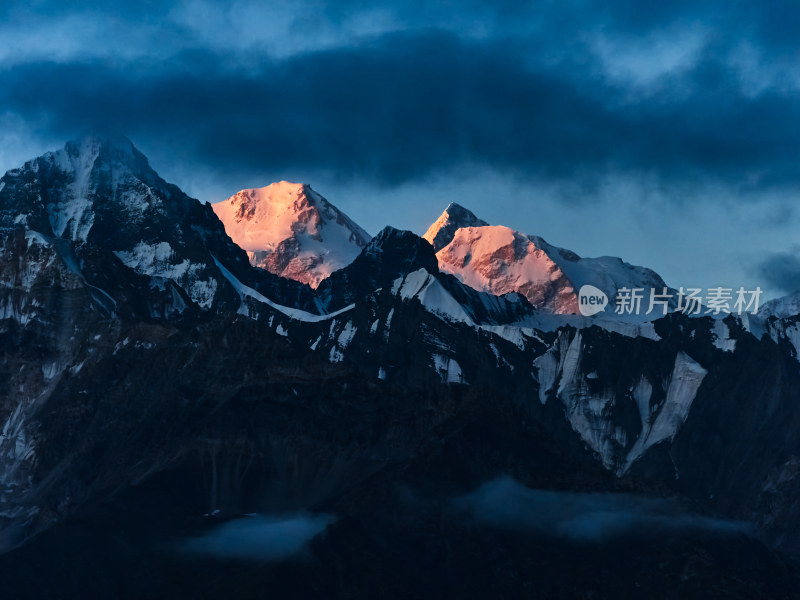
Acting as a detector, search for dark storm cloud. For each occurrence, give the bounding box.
[0,0,169,18]
[2,29,798,191]
[1,0,799,195]
[5,0,799,62]
[757,251,800,295]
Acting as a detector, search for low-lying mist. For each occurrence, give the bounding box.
[454,477,750,542]
[180,512,335,561]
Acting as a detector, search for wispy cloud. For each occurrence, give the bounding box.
[180,512,335,561]
[455,477,749,542]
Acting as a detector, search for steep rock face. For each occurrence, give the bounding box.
[425,203,670,315]
[213,182,370,288]
[315,227,440,308]
[422,201,488,251]
[1,135,216,308]
[437,225,581,313]
[534,326,709,473]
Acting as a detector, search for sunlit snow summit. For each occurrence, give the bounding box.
[213,182,370,288]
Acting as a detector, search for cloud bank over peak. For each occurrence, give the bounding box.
[2,0,799,297]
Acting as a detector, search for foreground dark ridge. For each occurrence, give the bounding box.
[1,135,800,598]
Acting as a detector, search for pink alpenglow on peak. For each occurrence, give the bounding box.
[424,203,669,315]
[434,224,580,313]
[423,202,488,252]
[212,181,370,288]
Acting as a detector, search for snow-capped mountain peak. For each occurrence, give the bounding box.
[436,224,582,313]
[64,132,140,163]
[0,134,292,312]
[213,182,370,288]
[0,133,155,243]
[423,202,489,251]
[759,290,800,319]
[424,204,670,315]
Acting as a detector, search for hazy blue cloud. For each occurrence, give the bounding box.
[757,250,800,295]
[180,512,335,561]
[455,477,749,541]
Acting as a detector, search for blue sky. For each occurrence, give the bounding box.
[1,0,799,296]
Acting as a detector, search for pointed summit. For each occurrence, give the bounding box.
[422,202,670,314]
[0,134,163,243]
[213,182,371,288]
[67,131,136,154]
[0,135,312,312]
[423,202,488,251]
[61,132,153,176]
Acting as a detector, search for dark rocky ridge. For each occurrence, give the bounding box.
[1,136,800,597]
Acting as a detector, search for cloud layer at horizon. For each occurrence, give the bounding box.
[2,0,799,294]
